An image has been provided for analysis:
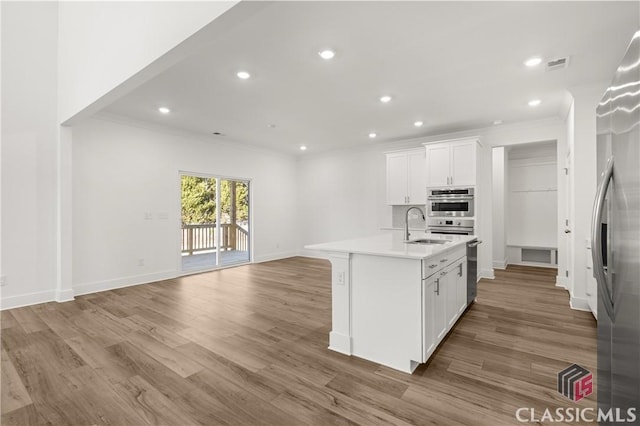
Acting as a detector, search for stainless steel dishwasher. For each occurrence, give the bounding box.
[467,239,482,304]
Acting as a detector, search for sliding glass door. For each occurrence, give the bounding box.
[180,174,250,273]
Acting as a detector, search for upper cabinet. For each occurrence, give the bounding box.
[386,149,426,205]
[424,138,478,187]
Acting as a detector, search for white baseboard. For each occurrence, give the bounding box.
[328,331,352,355]
[73,270,177,297]
[492,259,507,270]
[556,275,569,289]
[570,296,590,311]
[55,288,75,303]
[1,290,56,310]
[480,268,495,280]
[297,248,331,259]
[253,251,298,263]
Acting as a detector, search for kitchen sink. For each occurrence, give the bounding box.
[405,238,449,245]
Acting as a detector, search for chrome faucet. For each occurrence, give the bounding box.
[405,206,425,241]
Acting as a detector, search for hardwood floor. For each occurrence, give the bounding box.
[1,259,597,425]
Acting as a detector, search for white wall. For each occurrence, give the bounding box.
[1,2,59,308]
[297,147,388,246]
[298,118,567,280]
[557,115,571,289]
[58,1,238,123]
[71,116,299,295]
[491,147,506,269]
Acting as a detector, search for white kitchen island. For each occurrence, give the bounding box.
[306,232,477,373]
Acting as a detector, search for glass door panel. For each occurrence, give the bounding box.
[181,175,218,271]
[219,179,250,266]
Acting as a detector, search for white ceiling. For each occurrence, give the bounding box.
[101,1,639,154]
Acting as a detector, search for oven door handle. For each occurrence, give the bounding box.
[428,196,474,201]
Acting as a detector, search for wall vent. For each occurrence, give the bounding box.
[522,248,552,264]
[546,56,570,71]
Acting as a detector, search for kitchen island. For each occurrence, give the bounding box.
[306,232,477,373]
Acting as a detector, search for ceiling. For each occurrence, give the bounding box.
[101,1,639,154]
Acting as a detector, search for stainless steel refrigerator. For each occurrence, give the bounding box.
[593,30,640,422]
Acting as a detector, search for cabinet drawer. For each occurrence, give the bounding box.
[422,245,466,278]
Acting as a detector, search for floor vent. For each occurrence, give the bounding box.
[546,56,570,71]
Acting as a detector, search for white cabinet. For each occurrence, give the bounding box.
[433,271,448,342]
[386,149,426,205]
[422,276,437,360]
[455,258,468,316]
[451,143,476,187]
[444,264,459,327]
[425,139,477,187]
[422,249,468,363]
[438,257,466,330]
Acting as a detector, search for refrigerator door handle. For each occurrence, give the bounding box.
[591,156,614,319]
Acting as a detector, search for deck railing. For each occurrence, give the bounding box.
[181,223,248,254]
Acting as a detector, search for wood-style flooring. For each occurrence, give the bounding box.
[1,259,597,425]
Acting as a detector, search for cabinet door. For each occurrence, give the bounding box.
[386,153,408,204]
[407,150,426,204]
[455,258,468,315]
[433,271,448,342]
[426,145,450,187]
[422,276,437,361]
[450,142,476,186]
[445,264,459,327]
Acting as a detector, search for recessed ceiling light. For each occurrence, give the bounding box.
[493,119,503,125]
[237,71,251,80]
[524,57,543,67]
[414,121,423,127]
[318,49,335,60]
[299,145,307,151]
[379,95,392,103]
[158,107,170,114]
[528,99,542,107]
[369,132,377,139]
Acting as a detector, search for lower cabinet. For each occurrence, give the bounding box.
[433,271,448,342]
[422,255,467,363]
[455,259,468,315]
[422,277,437,361]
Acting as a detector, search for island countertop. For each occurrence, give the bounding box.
[305,232,477,260]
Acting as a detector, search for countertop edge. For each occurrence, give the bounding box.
[305,233,476,260]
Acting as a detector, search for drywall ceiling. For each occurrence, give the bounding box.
[101,1,639,154]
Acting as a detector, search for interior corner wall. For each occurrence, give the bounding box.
[71,117,299,295]
[567,86,604,310]
[1,2,59,309]
[557,106,572,289]
[491,147,506,269]
[57,1,238,123]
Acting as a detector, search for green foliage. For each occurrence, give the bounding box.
[181,176,249,225]
[221,180,249,221]
[181,176,216,224]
